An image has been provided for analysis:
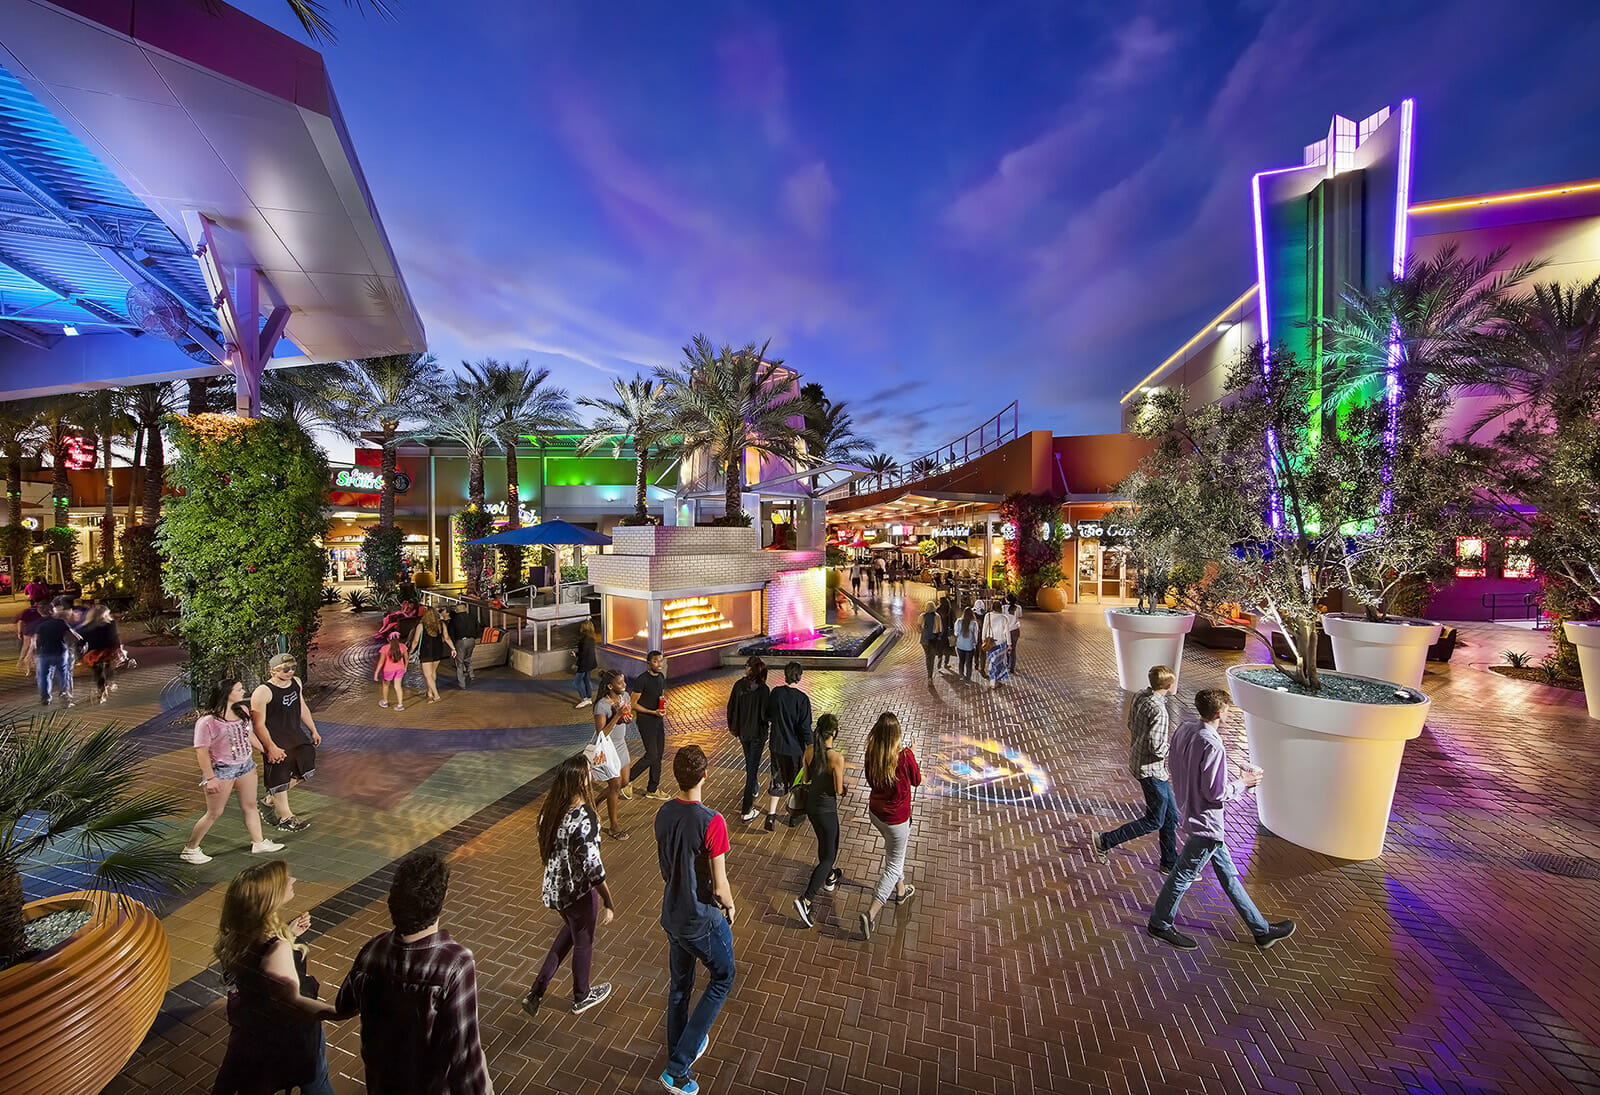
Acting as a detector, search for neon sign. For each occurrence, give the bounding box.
[485,501,538,523]
[64,435,96,470]
[334,468,410,494]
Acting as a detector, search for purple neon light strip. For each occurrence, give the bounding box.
[1251,164,1303,531]
[1382,98,1416,511]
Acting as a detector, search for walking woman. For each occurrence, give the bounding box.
[591,669,634,839]
[573,619,598,708]
[212,860,343,1095]
[182,680,285,864]
[79,604,122,703]
[917,601,944,681]
[937,596,957,671]
[860,712,922,940]
[408,607,456,703]
[954,605,979,681]
[727,656,771,822]
[522,755,616,1018]
[982,597,1012,686]
[793,713,845,928]
[373,631,408,710]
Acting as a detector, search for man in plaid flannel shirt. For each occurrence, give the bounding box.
[1090,664,1184,873]
[337,852,492,1094]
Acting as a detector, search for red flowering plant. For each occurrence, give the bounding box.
[999,492,1063,605]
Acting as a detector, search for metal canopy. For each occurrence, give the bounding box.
[0,0,424,401]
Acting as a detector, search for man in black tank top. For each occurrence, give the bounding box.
[250,653,322,833]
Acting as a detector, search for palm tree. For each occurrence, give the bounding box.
[0,400,41,532]
[80,390,133,564]
[906,455,940,481]
[805,397,871,485]
[577,375,676,523]
[261,363,354,436]
[0,711,185,962]
[425,378,503,596]
[1476,275,1600,429]
[656,335,811,521]
[126,383,182,528]
[331,353,444,529]
[24,396,84,529]
[464,359,575,576]
[184,376,232,416]
[863,452,900,491]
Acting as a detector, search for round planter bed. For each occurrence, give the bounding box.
[1322,613,1443,690]
[1227,664,1430,860]
[1105,608,1194,690]
[1563,621,1600,720]
[0,891,171,1095]
[1036,585,1068,612]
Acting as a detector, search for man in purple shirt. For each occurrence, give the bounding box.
[1146,688,1296,951]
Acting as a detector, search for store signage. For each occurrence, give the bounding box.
[64,435,97,470]
[1072,521,1133,540]
[334,468,411,494]
[21,517,40,530]
[933,525,971,537]
[486,501,539,524]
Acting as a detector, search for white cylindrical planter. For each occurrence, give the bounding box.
[1105,609,1194,691]
[1323,613,1443,690]
[1563,621,1600,720]
[1227,665,1429,860]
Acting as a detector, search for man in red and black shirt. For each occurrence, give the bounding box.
[336,852,492,1095]
[654,745,736,1095]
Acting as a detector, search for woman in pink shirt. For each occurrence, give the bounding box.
[373,631,408,710]
[860,712,922,939]
[182,679,284,864]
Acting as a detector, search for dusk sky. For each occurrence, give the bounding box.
[237,0,1600,459]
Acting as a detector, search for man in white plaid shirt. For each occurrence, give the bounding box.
[1090,664,1183,873]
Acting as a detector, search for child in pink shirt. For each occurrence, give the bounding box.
[374,631,408,710]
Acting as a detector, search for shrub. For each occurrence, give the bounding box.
[346,589,372,612]
[453,505,495,596]
[711,509,753,528]
[1501,650,1532,669]
[43,526,78,582]
[999,492,1061,605]
[361,524,405,593]
[120,525,163,616]
[320,585,340,605]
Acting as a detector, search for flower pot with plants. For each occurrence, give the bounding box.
[1100,545,1197,689]
[1322,613,1443,690]
[1563,621,1600,719]
[1120,334,1471,859]
[0,712,184,1095]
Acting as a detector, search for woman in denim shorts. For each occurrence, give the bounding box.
[182,679,284,864]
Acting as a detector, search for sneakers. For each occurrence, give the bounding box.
[1156,861,1177,874]
[824,869,840,892]
[740,809,760,823]
[572,983,612,1014]
[180,846,212,865]
[1147,924,1199,949]
[659,1072,699,1094]
[691,1034,709,1066]
[644,789,670,800]
[395,703,405,711]
[1090,835,1110,866]
[793,897,814,928]
[272,815,311,832]
[763,814,776,833]
[575,697,593,708]
[620,787,633,801]
[520,990,542,1019]
[251,839,285,854]
[891,884,916,905]
[1254,920,1296,949]
[379,700,389,708]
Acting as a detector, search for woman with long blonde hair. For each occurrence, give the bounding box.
[860,712,922,940]
[212,860,343,1095]
[408,606,456,704]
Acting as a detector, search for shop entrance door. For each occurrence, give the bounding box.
[1100,546,1130,602]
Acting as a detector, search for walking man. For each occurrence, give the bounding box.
[726,657,770,823]
[250,652,320,833]
[762,661,812,831]
[33,597,81,707]
[849,562,861,598]
[1146,688,1296,950]
[631,649,670,799]
[655,745,736,1095]
[336,851,492,1094]
[1091,665,1181,873]
[1005,593,1023,674]
[448,603,478,690]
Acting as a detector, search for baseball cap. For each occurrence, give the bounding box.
[268,653,296,671]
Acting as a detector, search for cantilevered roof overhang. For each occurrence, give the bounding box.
[828,489,1004,528]
[0,0,424,400]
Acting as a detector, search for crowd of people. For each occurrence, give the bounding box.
[16,591,134,707]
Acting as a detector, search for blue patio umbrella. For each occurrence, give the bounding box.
[464,519,612,547]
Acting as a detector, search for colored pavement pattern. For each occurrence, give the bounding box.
[5,592,1599,1094]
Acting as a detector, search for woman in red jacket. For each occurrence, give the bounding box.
[860,712,922,940]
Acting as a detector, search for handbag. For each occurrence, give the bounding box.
[584,729,622,782]
[785,765,808,815]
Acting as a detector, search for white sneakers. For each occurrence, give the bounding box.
[183,839,283,864]
[180,847,212,864]
[252,839,286,854]
[575,697,594,708]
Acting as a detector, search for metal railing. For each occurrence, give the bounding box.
[843,401,1019,495]
[1480,591,1545,625]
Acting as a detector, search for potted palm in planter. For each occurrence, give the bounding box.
[1,712,185,1095]
[1124,342,1460,860]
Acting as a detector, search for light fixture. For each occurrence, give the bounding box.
[62,325,79,336]
[1215,321,1233,333]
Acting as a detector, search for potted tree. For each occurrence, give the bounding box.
[1124,342,1452,860]
[1,712,184,1095]
[1097,500,1198,689]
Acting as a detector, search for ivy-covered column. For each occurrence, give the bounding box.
[159,414,331,701]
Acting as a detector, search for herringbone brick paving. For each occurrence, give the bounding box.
[6,589,1599,1093]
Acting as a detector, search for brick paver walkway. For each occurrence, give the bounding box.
[7,588,1600,1094]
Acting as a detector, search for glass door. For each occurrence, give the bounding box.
[1100,547,1129,601]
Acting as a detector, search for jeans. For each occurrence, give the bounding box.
[957,646,974,679]
[300,1032,335,1095]
[1008,630,1020,672]
[1102,777,1178,868]
[634,713,665,792]
[921,642,936,679]
[665,918,735,1081]
[533,888,598,1003]
[869,813,912,903]
[739,736,764,814]
[36,653,69,702]
[802,808,840,901]
[454,636,477,687]
[574,669,592,701]
[1148,835,1270,938]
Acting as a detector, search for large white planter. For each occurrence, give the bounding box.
[1227,664,1430,860]
[1563,621,1600,720]
[1105,609,1194,691]
[1323,613,1443,690]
